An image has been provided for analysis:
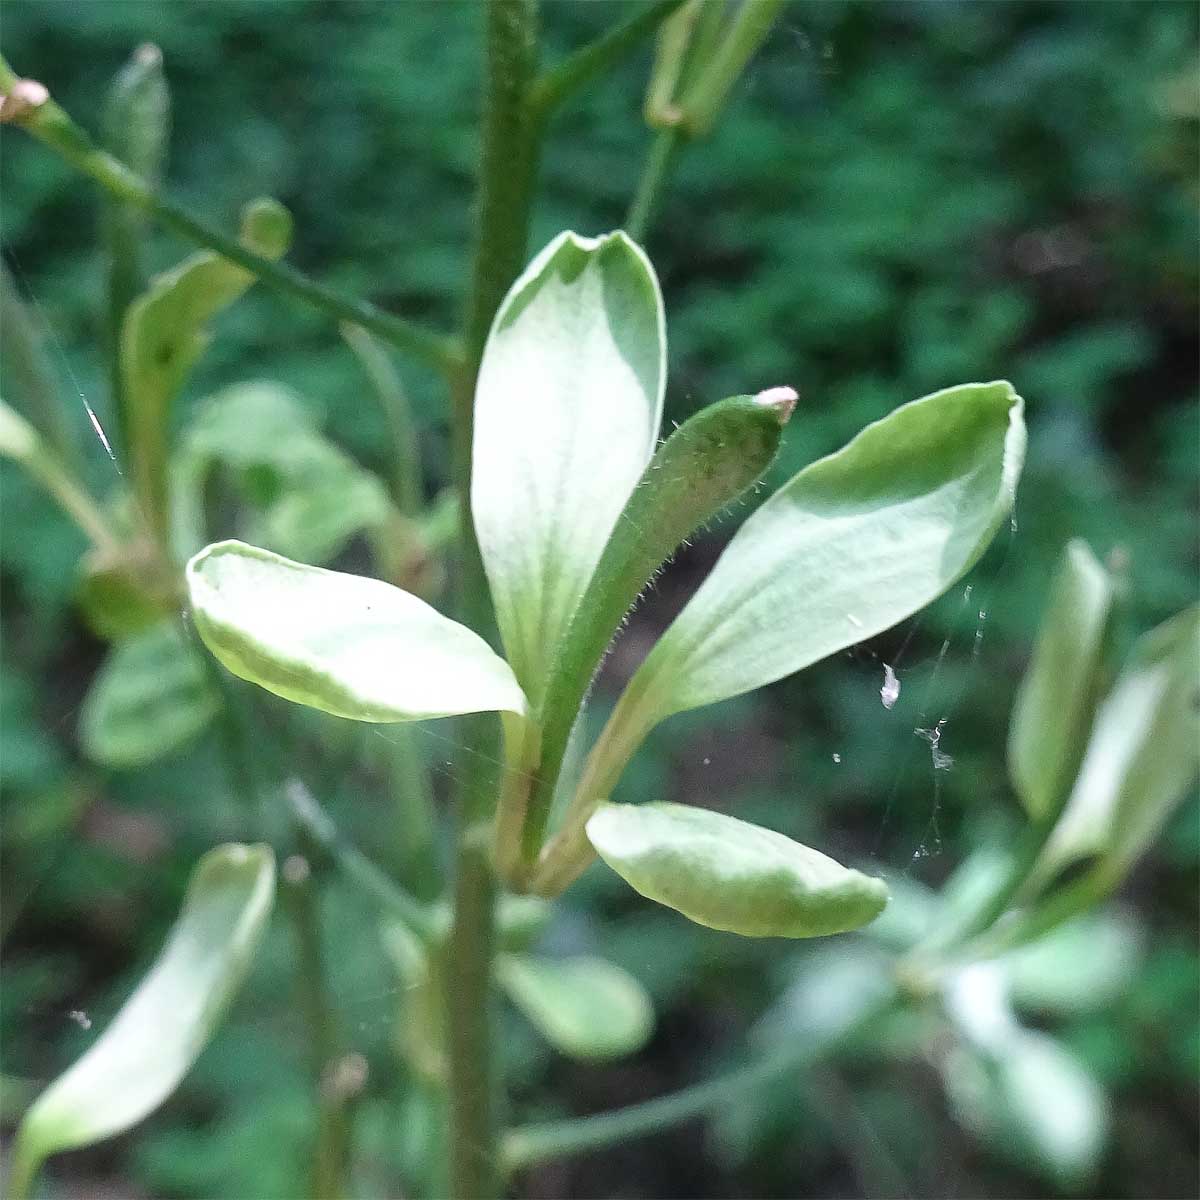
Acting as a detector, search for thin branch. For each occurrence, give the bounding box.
[286,779,441,943]
[527,0,688,124]
[502,987,903,1173]
[0,59,463,377]
[625,126,681,241]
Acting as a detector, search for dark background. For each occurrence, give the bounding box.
[1,2,1197,1197]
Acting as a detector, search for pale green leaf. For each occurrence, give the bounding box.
[498,953,654,1060]
[0,395,38,462]
[1008,540,1115,823]
[172,382,391,564]
[79,621,217,768]
[943,1035,1107,1189]
[943,962,1108,1187]
[1001,911,1141,1015]
[121,199,292,538]
[471,230,665,708]
[586,802,888,938]
[9,844,275,1197]
[186,539,526,721]
[1028,605,1199,888]
[601,382,1025,758]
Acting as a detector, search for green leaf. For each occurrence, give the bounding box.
[121,198,292,542]
[186,539,526,722]
[596,382,1024,771]
[498,953,654,1061]
[79,621,218,768]
[172,382,392,564]
[515,388,795,872]
[8,844,275,1199]
[102,42,170,433]
[586,802,888,938]
[1028,605,1199,888]
[1007,540,1115,823]
[471,230,665,709]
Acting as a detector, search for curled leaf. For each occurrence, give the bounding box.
[121,198,292,541]
[1008,540,1115,823]
[1027,605,1199,890]
[186,540,526,722]
[586,802,888,938]
[8,844,275,1198]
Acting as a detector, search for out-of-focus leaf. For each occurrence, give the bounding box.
[79,620,217,768]
[943,1034,1107,1190]
[1028,606,1199,889]
[497,953,654,1061]
[586,802,888,938]
[597,383,1025,765]
[1008,540,1115,823]
[186,540,526,722]
[496,894,554,952]
[8,844,275,1199]
[102,42,170,432]
[943,962,1108,1188]
[471,230,665,709]
[77,539,178,639]
[753,942,893,1046]
[172,381,391,564]
[1000,911,1142,1015]
[676,0,785,137]
[121,198,292,540]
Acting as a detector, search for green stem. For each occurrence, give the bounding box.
[5,1126,39,1200]
[919,818,1055,961]
[284,852,352,1200]
[0,58,461,378]
[341,322,425,515]
[444,4,540,1196]
[18,438,119,551]
[527,0,688,124]
[286,780,440,943]
[966,862,1118,961]
[502,986,902,1173]
[0,262,79,470]
[625,127,680,240]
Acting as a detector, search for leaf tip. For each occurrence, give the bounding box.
[754,385,798,424]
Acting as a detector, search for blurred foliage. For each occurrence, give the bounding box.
[1,2,1196,1198]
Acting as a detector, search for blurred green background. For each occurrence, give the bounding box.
[1,2,1196,1197]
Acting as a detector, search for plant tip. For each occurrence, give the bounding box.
[0,78,49,124]
[754,385,798,424]
[134,43,164,67]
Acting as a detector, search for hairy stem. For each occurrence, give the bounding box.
[444,4,540,1197]
[0,56,461,377]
